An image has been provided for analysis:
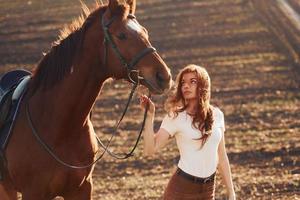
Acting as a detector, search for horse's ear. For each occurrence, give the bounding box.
[108,0,123,16]
[107,0,134,18]
[126,0,136,15]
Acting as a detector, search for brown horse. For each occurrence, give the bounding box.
[0,0,171,199]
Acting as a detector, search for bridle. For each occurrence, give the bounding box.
[96,13,156,159]
[25,12,157,169]
[102,14,156,83]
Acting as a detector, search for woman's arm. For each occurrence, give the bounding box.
[218,130,236,200]
[140,95,171,156]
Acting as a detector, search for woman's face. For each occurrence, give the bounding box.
[181,72,198,101]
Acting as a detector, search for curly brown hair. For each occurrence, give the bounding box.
[165,64,214,148]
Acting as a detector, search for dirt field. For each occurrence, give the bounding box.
[0,0,299,199]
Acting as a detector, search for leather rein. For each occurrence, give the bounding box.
[25,13,155,169]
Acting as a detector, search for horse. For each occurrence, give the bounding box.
[0,0,172,199]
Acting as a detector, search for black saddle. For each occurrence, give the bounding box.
[0,69,31,130]
[0,69,31,180]
[0,70,31,95]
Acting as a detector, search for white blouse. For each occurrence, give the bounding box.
[160,107,225,178]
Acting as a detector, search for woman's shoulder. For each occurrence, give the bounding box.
[211,106,225,130]
[212,106,224,120]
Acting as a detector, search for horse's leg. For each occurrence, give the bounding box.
[62,180,92,200]
[0,182,18,200]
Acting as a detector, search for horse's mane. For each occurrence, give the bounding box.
[30,1,105,93]
[57,1,103,42]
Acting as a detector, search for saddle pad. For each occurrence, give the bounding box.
[0,76,31,150]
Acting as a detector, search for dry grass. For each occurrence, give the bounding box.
[1,0,299,199]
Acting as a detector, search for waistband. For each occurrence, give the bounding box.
[176,168,215,184]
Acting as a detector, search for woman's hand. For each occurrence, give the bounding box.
[139,95,155,114]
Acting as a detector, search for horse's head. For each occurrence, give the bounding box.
[86,0,172,94]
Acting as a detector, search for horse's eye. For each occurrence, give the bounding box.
[117,33,127,40]
[128,14,136,19]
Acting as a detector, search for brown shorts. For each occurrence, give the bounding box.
[163,168,216,200]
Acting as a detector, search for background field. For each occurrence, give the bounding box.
[0,0,299,199]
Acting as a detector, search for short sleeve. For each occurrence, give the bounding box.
[214,107,226,132]
[160,114,178,137]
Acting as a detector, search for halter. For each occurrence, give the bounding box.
[25,13,155,169]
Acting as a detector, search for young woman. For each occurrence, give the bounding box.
[140,64,236,200]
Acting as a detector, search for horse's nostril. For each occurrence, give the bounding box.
[156,72,165,83]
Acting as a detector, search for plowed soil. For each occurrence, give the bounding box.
[0,0,299,199]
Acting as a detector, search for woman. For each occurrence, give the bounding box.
[140,64,236,200]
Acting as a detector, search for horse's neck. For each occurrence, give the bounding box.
[30,54,107,134]
[28,12,110,134]
[57,67,105,125]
